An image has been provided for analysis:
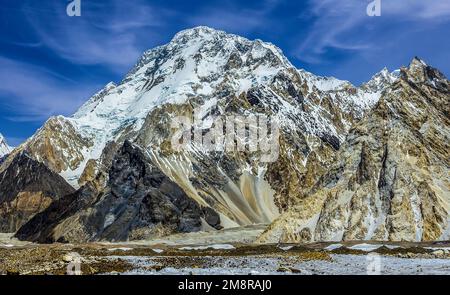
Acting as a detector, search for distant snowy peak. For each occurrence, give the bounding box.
[296,66,398,120]
[297,69,353,92]
[0,133,12,157]
[403,56,448,87]
[362,67,399,92]
[298,66,398,95]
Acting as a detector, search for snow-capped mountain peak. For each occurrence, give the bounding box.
[49,27,304,186]
[362,67,399,92]
[20,26,399,188]
[403,56,448,87]
[169,26,291,68]
[297,69,353,92]
[76,26,293,122]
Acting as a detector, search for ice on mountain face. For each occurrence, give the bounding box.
[73,82,117,119]
[391,69,401,78]
[363,67,399,91]
[298,69,352,92]
[54,28,298,183]
[297,65,397,122]
[331,67,399,113]
[410,56,428,68]
[0,133,12,158]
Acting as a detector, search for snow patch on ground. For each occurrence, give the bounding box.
[179,244,236,251]
[119,254,450,275]
[107,247,133,252]
[348,243,382,252]
[325,243,343,251]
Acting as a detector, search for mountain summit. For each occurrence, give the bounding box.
[0,27,448,243]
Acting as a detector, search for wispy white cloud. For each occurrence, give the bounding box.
[295,0,450,63]
[22,0,170,73]
[17,0,283,76]
[0,57,102,122]
[0,0,178,124]
[383,1,450,20]
[2,0,447,124]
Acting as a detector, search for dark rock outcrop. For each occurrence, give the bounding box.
[0,152,75,232]
[16,141,220,243]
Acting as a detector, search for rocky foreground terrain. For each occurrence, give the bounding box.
[0,27,448,247]
[1,230,450,275]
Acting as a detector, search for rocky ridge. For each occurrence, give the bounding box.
[0,152,75,232]
[258,58,450,243]
[16,141,220,243]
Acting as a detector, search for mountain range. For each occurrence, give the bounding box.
[1,27,448,243]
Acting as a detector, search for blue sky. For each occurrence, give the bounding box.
[0,0,449,145]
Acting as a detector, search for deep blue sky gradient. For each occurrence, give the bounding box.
[0,0,449,145]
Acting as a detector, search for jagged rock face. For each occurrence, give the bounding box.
[125,46,392,227]
[134,102,281,227]
[0,153,75,232]
[258,59,450,243]
[23,116,94,185]
[131,81,360,227]
[16,141,221,243]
